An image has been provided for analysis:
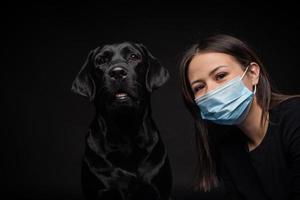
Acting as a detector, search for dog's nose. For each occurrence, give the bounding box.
[109,67,128,80]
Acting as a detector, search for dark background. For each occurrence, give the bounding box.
[3,2,300,200]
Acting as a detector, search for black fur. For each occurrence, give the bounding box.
[71,42,172,200]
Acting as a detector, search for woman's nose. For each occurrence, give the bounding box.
[205,82,219,94]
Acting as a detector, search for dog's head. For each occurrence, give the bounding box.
[71,42,169,112]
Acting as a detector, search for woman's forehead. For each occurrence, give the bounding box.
[189,52,238,70]
[187,52,243,80]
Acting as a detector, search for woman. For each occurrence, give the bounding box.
[179,34,300,200]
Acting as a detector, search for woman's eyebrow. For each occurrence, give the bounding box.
[190,65,228,86]
[191,79,202,86]
[208,65,228,77]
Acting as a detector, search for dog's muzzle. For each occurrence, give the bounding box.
[108,66,128,81]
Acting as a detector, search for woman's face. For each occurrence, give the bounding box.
[188,52,255,99]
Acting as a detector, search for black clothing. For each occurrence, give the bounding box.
[219,97,300,200]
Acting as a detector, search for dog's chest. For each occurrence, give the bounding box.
[106,142,147,171]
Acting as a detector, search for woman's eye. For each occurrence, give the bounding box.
[129,53,139,60]
[215,72,227,81]
[193,84,204,93]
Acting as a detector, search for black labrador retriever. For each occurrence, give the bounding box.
[71,42,172,200]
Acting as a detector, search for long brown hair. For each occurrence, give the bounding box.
[179,34,296,192]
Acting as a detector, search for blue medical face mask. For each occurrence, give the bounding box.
[194,66,256,125]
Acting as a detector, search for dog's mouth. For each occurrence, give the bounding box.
[115,92,130,101]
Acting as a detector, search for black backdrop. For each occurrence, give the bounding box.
[3,2,300,200]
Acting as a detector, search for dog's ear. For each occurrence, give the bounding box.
[139,44,170,92]
[71,49,97,101]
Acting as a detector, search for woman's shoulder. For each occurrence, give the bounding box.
[270,96,300,126]
[271,96,300,115]
[270,96,300,146]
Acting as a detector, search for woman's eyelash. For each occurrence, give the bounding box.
[193,84,204,93]
[215,72,228,80]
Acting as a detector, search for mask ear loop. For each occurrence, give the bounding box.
[241,65,257,94]
[253,84,257,94]
[240,66,249,80]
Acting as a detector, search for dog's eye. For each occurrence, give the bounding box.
[129,53,139,60]
[96,56,109,65]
